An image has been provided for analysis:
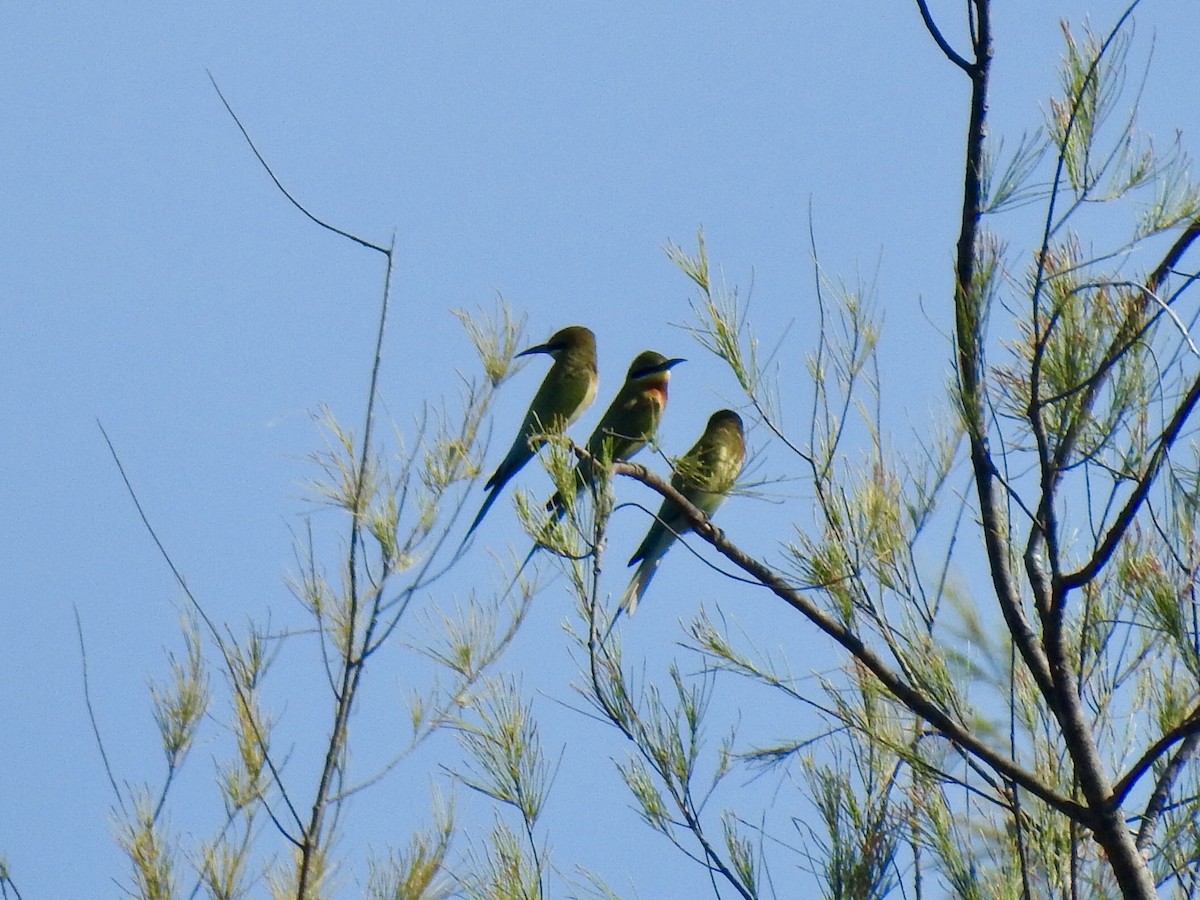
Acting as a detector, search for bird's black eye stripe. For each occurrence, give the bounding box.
[630,363,663,379]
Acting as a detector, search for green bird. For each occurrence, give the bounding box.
[619,409,745,616]
[462,325,599,546]
[504,350,686,587]
[546,350,686,519]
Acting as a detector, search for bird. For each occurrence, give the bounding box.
[618,409,745,617]
[547,350,686,519]
[461,325,599,547]
[505,350,686,586]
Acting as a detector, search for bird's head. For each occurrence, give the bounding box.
[626,350,686,383]
[517,325,596,361]
[707,409,745,439]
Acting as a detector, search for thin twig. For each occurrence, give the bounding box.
[74,606,127,815]
[297,231,396,895]
[96,420,305,845]
[0,868,24,900]
[207,72,388,256]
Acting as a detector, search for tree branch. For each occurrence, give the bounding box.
[939,0,1059,704]
[97,421,305,846]
[608,459,1089,823]
[1135,730,1200,852]
[1060,367,1200,590]
[914,0,974,73]
[1028,3,1146,482]
[207,71,389,256]
[1149,217,1200,297]
[1113,704,1200,808]
[74,606,127,816]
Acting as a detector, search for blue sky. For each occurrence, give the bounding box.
[4,2,1199,897]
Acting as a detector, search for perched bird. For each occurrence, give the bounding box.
[547,350,686,519]
[619,409,745,616]
[505,350,686,586]
[462,325,598,546]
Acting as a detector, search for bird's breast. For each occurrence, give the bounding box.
[644,384,667,409]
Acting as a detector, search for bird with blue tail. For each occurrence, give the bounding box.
[460,325,598,551]
[617,409,745,621]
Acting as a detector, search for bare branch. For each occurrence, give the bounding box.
[914,0,973,73]
[944,0,1060,704]
[1148,217,1200,295]
[1135,730,1200,851]
[207,71,389,255]
[74,606,127,816]
[1061,368,1200,590]
[1113,705,1200,807]
[97,421,305,846]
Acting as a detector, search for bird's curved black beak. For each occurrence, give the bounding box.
[517,339,557,358]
